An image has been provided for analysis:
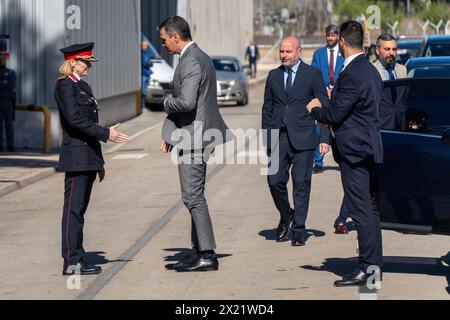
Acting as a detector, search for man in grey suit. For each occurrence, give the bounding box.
[158,16,231,272]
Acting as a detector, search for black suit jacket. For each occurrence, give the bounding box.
[54,74,110,173]
[311,54,384,164]
[262,61,331,151]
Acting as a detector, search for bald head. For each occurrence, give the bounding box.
[279,36,302,68]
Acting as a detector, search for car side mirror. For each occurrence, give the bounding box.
[443,129,450,145]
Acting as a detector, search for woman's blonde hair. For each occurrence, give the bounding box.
[58,60,74,77]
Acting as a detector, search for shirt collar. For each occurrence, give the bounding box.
[285,59,301,73]
[180,42,195,58]
[73,73,81,81]
[343,52,364,70]
[328,44,339,53]
[381,61,396,71]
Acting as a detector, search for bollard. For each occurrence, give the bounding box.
[15,104,52,153]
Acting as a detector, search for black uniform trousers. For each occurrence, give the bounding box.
[0,99,14,151]
[61,171,97,267]
[340,157,383,272]
[331,139,351,223]
[268,130,315,235]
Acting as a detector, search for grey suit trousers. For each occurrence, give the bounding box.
[178,150,216,251]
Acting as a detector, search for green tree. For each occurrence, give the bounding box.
[419,1,450,24]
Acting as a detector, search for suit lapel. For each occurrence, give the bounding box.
[79,80,94,97]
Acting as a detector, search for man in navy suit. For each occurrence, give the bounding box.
[262,36,330,247]
[311,25,350,235]
[307,21,383,287]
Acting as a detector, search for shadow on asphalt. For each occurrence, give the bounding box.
[83,251,132,266]
[301,252,450,294]
[258,229,326,241]
[163,248,232,262]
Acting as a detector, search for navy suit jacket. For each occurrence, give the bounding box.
[262,61,331,151]
[310,54,384,164]
[311,46,345,88]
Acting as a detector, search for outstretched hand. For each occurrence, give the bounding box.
[109,124,130,144]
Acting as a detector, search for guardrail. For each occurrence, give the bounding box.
[15,104,52,153]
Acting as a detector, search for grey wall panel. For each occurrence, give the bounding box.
[0,0,66,106]
[65,0,141,100]
[141,0,177,65]
[186,0,254,62]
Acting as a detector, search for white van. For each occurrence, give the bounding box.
[144,42,175,107]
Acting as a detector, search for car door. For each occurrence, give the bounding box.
[376,79,450,235]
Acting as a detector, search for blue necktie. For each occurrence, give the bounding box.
[286,68,293,92]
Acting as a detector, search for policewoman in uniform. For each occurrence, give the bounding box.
[55,43,129,276]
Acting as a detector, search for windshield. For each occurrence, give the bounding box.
[408,65,450,78]
[212,59,240,72]
[424,43,450,57]
[385,80,450,133]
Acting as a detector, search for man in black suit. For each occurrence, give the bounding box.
[262,36,331,247]
[307,21,384,287]
[55,43,129,276]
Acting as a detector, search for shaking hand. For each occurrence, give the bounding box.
[109,124,130,144]
[306,98,322,113]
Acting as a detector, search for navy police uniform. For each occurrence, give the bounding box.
[54,43,109,275]
[0,61,16,152]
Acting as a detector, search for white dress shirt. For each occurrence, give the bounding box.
[341,52,365,72]
[327,45,339,72]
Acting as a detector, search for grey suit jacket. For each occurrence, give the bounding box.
[162,43,232,151]
[373,59,407,80]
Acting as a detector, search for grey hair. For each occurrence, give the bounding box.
[376,33,397,48]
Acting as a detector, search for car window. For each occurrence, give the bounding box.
[424,43,450,57]
[213,59,240,72]
[408,66,450,78]
[382,80,450,135]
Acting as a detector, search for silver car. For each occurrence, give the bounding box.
[212,56,249,106]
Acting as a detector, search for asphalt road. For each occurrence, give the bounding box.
[0,82,449,300]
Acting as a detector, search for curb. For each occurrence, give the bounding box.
[0,167,58,198]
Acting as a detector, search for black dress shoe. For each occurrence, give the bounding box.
[165,249,198,270]
[175,254,219,272]
[276,213,293,242]
[313,166,324,174]
[334,269,372,287]
[63,261,102,276]
[291,231,306,247]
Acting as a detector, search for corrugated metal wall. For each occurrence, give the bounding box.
[0,0,66,106]
[0,0,141,150]
[66,0,141,100]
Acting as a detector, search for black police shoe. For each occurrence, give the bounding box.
[63,261,102,276]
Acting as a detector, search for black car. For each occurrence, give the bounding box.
[406,57,450,78]
[376,78,450,236]
[418,35,450,57]
[397,39,422,64]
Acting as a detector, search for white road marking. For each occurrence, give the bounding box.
[112,154,149,160]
